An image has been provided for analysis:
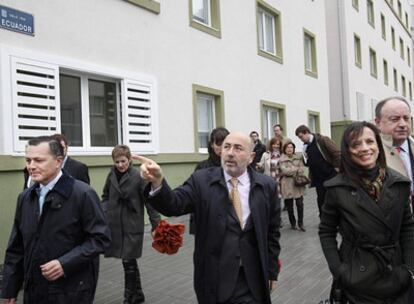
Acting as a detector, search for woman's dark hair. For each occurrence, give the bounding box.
[340,121,386,185]
[207,127,230,156]
[282,141,296,154]
[267,137,282,152]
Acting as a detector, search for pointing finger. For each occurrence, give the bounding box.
[131,154,153,164]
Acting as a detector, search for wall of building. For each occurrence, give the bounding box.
[327,0,414,127]
[0,0,331,260]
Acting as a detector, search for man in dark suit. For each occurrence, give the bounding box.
[295,125,340,216]
[135,132,281,304]
[249,131,266,171]
[24,134,90,189]
[2,136,110,304]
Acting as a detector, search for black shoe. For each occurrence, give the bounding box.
[291,225,297,230]
[298,225,306,232]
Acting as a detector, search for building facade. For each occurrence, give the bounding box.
[325,0,414,141]
[0,0,330,260]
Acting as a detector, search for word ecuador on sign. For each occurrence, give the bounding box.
[0,5,34,36]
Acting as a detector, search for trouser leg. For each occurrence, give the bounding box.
[284,199,296,228]
[296,197,304,226]
[316,185,327,217]
[122,259,145,304]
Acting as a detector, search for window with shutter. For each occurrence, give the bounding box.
[11,57,60,152]
[6,51,157,154]
[122,79,156,153]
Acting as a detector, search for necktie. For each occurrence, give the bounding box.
[396,146,402,154]
[38,186,49,215]
[230,178,243,229]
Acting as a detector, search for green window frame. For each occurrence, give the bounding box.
[407,47,411,66]
[307,111,321,134]
[381,14,386,40]
[409,81,412,101]
[391,27,396,50]
[303,28,318,78]
[192,84,225,152]
[398,1,402,19]
[393,68,398,91]
[256,0,283,64]
[354,34,362,68]
[369,47,377,78]
[189,0,221,38]
[260,100,286,144]
[400,38,405,59]
[352,0,359,11]
[401,75,406,97]
[383,59,389,86]
[125,0,160,14]
[405,12,409,28]
[367,0,375,28]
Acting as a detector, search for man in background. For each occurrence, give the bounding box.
[24,133,90,189]
[295,125,340,216]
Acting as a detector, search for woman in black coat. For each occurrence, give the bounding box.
[102,145,160,304]
[190,127,229,234]
[319,121,414,304]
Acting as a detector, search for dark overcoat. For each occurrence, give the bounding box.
[319,169,414,303]
[101,165,160,259]
[1,173,111,304]
[144,167,281,304]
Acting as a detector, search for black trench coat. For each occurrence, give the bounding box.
[101,165,160,259]
[144,166,281,304]
[1,173,111,304]
[319,169,414,304]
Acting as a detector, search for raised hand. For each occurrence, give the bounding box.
[131,154,164,188]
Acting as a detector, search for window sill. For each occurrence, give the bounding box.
[190,20,221,38]
[125,0,160,14]
[368,21,375,29]
[305,69,318,79]
[370,73,378,79]
[257,49,283,64]
[355,62,362,69]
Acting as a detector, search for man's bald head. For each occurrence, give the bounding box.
[221,132,255,177]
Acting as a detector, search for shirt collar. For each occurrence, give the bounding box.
[62,155,68,168]
[223,168,249,186]
[40,170,63,190]
[399,139,409,152]
[307,134,314,144]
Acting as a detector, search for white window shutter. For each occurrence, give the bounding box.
[11,57,60,152]
[122,79,156,153]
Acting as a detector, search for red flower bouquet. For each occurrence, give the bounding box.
[152,220,185,255]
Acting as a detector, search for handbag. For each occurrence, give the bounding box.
[294,172,310,187]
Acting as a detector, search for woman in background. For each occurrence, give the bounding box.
[278,142,306,231]
[102,145,160,304]
[319,121,414,303]
[256,137,283,181]
[190,127,229,234]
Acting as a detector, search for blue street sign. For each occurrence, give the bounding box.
[0,5,34,36]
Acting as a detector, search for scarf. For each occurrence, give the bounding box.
[359,166,386,201]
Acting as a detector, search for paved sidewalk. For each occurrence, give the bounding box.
[94,188,332,304]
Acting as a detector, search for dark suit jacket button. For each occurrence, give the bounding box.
[359,266,366,272]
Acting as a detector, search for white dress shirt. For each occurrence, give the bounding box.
[396,139,413,192]
[223,169,251,228]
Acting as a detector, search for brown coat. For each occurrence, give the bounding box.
[278,153,306,199]
[381,134,414,179]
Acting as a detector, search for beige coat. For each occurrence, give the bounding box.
[381,134,414,179]
[278,153,306,199]
[257,151,280,177]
